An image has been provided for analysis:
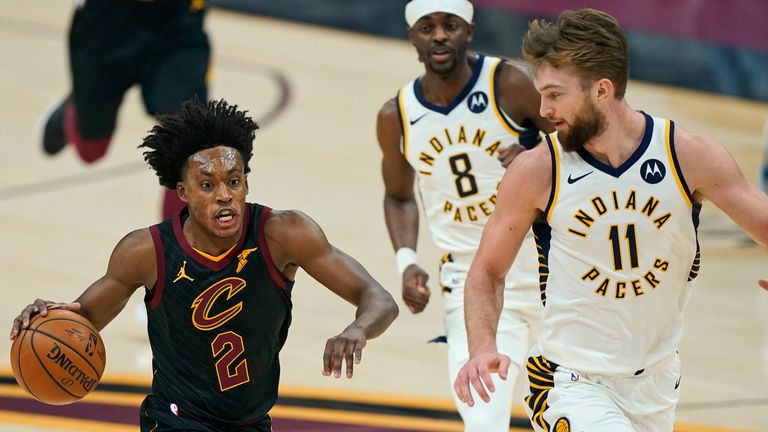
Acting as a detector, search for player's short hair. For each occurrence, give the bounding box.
[140,98,258,189]
[522,8,629,99]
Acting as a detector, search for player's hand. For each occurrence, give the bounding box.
[322,325,367,379]
[453,351,512,407]
[402,264,430,314]
[497,143,525,168]
[9,300,81,340]
[759,278,768,291]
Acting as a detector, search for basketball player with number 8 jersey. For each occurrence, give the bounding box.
[377,1,553,430]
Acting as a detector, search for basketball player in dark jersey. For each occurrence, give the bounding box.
[11,98,399,431]
[42,0,210,219]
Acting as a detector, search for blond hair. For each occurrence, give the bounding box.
[522,8,629,99]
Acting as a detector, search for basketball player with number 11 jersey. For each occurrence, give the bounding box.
[378,3,553,430]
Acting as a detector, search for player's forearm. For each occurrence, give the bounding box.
[383,194,420,250]
[464,271,505,356]
[349,286,399,339]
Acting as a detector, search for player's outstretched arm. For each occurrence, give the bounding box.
[377,98,430,313]
[454,145,551,406]
[9,228,156,339]
[265,210,399,378]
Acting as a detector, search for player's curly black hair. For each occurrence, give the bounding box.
[140,98,259,189]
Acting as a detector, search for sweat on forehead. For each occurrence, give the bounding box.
[188,147,242,172]
[405,0,474,27]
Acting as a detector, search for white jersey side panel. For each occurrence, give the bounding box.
[398,55,539,294]
[535,113,700,375]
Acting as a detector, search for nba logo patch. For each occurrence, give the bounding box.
[170,403,179,416]
[639,159,666,184]
[554,417,570,432]
[570,372,579,382]
[467,91,488,113]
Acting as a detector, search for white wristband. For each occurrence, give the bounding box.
[395,247,418,275]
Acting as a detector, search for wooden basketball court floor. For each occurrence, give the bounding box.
[1,2,767,431]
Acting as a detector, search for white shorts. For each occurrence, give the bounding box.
[524,352,681,432]
[442,280,540,431]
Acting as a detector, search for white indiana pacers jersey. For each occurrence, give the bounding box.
[535,113,700,375]
[397,55,539,293]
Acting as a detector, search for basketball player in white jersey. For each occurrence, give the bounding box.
[453,8,768,432]
[376,1,552,430]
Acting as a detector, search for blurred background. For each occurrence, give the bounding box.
[1,1,767,431]
[215,0,768,102]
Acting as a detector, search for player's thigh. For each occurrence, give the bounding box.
[526,370,634,432]
[69,1,142,138]
[142,38,210,114]
[497,308,533,363]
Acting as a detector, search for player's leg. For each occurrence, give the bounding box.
[43,1,140,163]
[444,288,526,432]
[140,6,210,219]
[524,357,635,432]
[626,354,681,432]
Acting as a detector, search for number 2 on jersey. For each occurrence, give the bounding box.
[449,153,478,197]
[212,331,250,391]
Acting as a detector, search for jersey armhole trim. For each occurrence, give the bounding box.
[490,59,521,137]
[665,119,694,207]
[257,207,288,290]
[148,225,166,310]
[544,134,560,221]
[396,89,409,161]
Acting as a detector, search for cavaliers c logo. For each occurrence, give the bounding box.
[191,277,246,331]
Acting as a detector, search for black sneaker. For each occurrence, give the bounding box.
[41,96,71,155]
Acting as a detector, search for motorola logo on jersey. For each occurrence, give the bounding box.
[467,91,488,113]
[640,159,666,184]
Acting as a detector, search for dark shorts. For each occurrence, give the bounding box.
[140,395,273,432]
[68,0,210,139]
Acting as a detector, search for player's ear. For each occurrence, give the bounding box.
[466,22,475,43]
[595,78,613,102]
[176,183,189,203]
[406,26,417,47]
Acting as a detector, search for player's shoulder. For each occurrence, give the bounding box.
[671,122,724,165]
[376,97,403,144]
[495,58,534,88]
[378,97,399,120]
[264,209,320,237]
[117,228,154,251]
[513,140,553,172]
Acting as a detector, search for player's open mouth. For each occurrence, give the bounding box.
[215,210,237,227]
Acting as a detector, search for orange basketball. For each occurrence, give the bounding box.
[10,309,106,405]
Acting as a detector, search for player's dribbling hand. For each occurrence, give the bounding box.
[402,264,430,314]
[453,351,512,407]
[497,143,525,168]
[9,300,81,340]
[322,325,367,379]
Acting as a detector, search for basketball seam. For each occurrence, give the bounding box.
[29,328,84,400]
[14,315,45,402]
[23,314,104,402]
[33,319,103,375]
